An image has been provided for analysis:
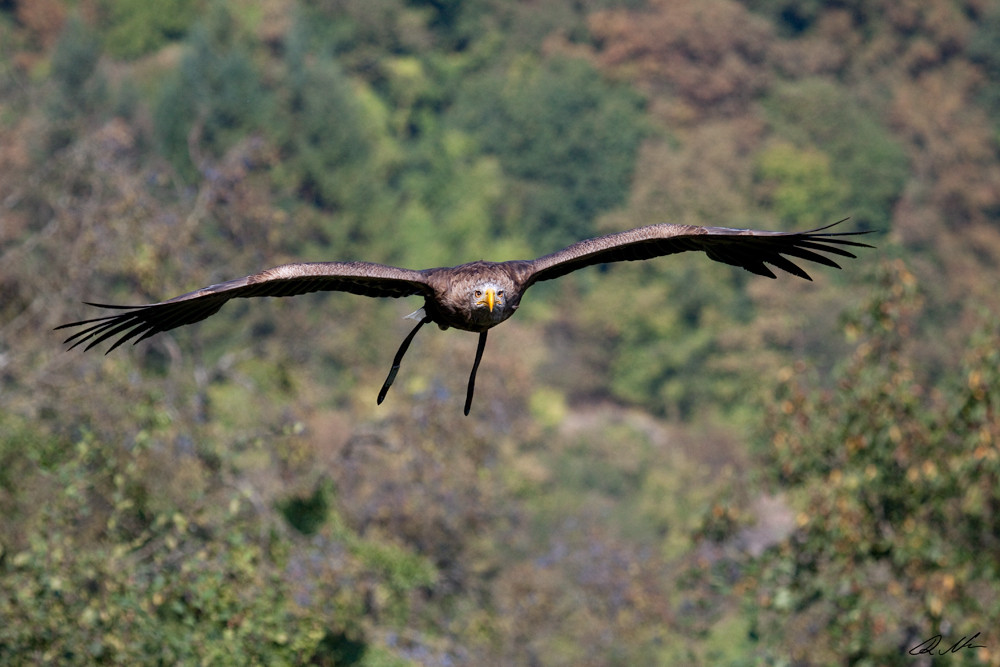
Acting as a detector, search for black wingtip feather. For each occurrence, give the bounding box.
[744,261,778,279]
[793,241,860,259]
[765,253,813,280]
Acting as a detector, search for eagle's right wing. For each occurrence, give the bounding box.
[56,261,433,353]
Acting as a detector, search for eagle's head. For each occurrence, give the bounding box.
[469,279,514,327]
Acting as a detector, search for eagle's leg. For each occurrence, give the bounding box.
[464,331,489,416]
[378,316,431,405]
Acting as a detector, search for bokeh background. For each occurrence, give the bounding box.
[2,0,999,664]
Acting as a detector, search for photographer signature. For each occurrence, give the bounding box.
[908,632,984,656]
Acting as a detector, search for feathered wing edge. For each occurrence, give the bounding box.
[55,262,433,354]
[520,218,874,287]
[56,296,230,354]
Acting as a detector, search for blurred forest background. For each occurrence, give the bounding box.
[2,0,1000,664]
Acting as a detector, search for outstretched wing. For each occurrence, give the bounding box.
[57,261,433,353]
[520,219,873,287]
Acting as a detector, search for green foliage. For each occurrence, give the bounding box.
[268,15,522,268]
[269,46,379,213]
[280,478,332,535]
[742,0,826,35]
[563,262,756,419]
[761,80,909,229]
[453,56,646,248]
[414,0,635,53]
[744,260,1000,663]
[968,3,1000,126]
[153,6,266,179]
[755,141,846,227]
[506,413,729,665]
[0,433,324,664]
[390,131,524,267]
[607,274,722,416]
[50,16,101,101]
[100,0,200,59]
[7,0,1000,663]
[0,421,440,665]
[44,15,106,149]
[296,0,435,63]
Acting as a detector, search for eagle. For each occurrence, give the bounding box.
[57,219,872,414]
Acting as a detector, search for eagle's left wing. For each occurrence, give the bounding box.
[520,219,873,288]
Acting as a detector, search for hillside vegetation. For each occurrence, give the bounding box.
[2,0,999,664]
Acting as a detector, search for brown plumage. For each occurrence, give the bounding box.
[57,219,873,414]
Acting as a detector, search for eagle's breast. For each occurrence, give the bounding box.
[424,261,526,332]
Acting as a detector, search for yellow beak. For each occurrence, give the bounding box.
[485,288,495,312]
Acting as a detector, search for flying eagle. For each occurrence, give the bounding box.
[57,219,871,414]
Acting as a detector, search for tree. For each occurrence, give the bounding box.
[760,79,908,230]
[589,0,775,112]
[738,260,1000,665]
[153,6,266,179]
[100,0,199,59]
[452,56,646,249]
